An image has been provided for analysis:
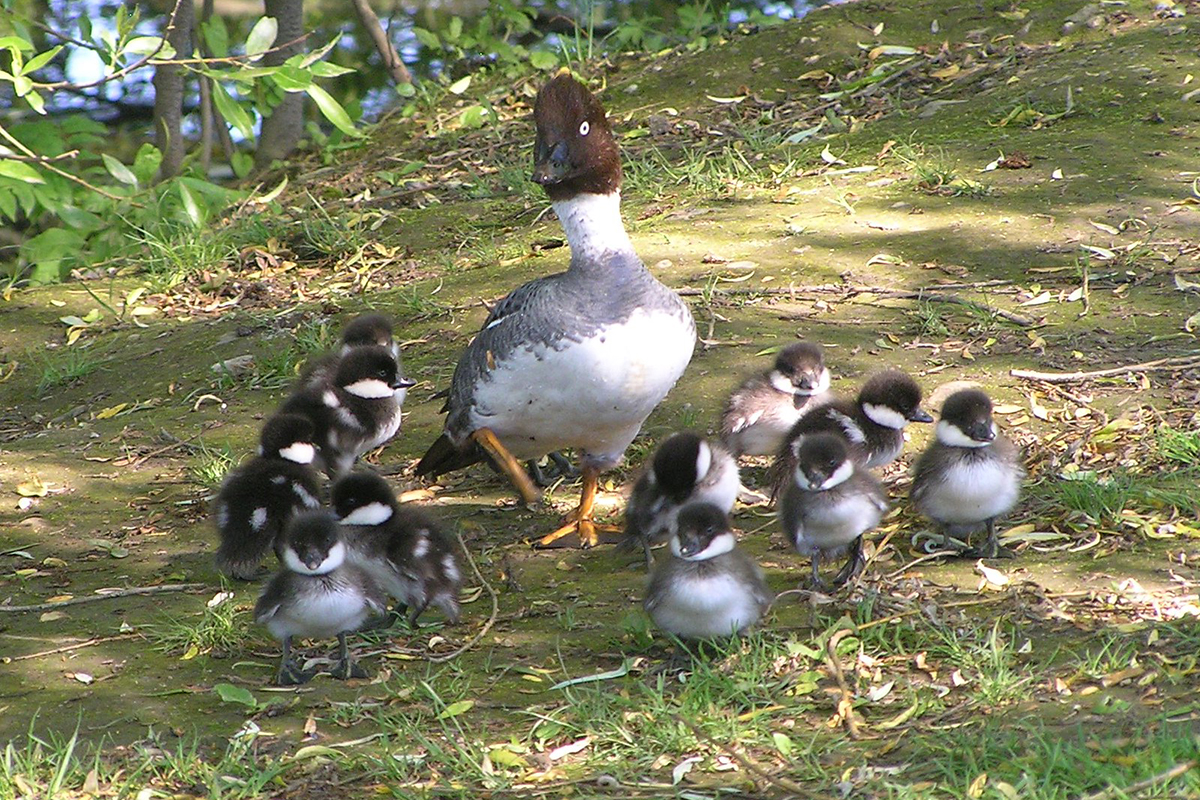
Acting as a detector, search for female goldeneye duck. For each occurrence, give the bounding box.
[622,432,740,567]
[644,503,772,640]
[778,433,888,591]
[769,369,932,499]
[911,388,1024,558]
[280,345,415,479]
[721,341,834,458]
[332,471,463,625]
[254,510,387,685]
[416,69,696,549]
[213,413,321,580]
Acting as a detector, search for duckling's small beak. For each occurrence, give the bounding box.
[910,408,934,424]
[304,554,324,570]
[968,421,995,442]
[532,140,570,185]
[392,376,417,390]
[678,537,702,558]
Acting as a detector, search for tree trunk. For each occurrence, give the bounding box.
[255,0,306,169]
[152,0,195,180]
[197,0,215,171]
[351,0,411,86]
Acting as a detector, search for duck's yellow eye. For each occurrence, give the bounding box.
[579,120,590,136]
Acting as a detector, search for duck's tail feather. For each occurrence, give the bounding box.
[416,433,485,477]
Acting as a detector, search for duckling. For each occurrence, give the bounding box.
[721,342,833,457]
[622,432,740,567]
[644,503,772,640]
[778,433,888,590]
[770,369,932,498]
[301,314,404,391]
[213,413,321,580]
[280,345,414,479]
[416,70,696,548]
[911,388,1024,558]
[331,471,462,625]
[254,510,386,685]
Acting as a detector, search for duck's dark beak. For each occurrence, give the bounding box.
[532,140,569,185]
[392,376,417,390]
[304,553,323,570]
[968,421,996,442]
[910,408,934,424]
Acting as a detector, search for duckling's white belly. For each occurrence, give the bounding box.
[791,495,882,555]
[266,583,373,640]
[649,572,762,639]
[472,308,694,464]
[918,460,1020,524]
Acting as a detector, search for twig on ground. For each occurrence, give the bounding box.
[8,634,139,661]
[668,712,817,798]
[825,629,865,740]
[1011,355,1200,384]
[0,583,204,613]
[426,534,499,663]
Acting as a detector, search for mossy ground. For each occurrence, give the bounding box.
[3,1,1200,797]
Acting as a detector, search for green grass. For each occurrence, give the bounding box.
[35,347,102,394]
[892,143,991,198]
[136,224,237,291]
[188,441,236,490]
[1052,470,1136,522]
[146,589,248,657]
[1155,426,1200,466]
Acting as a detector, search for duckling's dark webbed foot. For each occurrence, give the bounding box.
[962,540,1016,559]
[276,660,314,686]
[330,659,369,680]
[831,537,865,588]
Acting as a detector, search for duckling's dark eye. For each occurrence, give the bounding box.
[579,120,590,136]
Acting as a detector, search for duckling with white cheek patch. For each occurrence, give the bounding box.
[911,388,1024,558]
[779,433,888,590]
[213,413,322,580]
[254,510,386,685]
[301,314,406,392]
[770,369,931,500]
[622,433,740,567]
[332,472,462,625]
[280,345,415,479]
[721,342,833,458]
[644,503,772,640]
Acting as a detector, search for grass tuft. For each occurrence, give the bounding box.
[146,590,247,657]
[36,347,102,394]
[188,442,236,490]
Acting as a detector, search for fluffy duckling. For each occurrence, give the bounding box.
[301,313,401,389]
[622,433,740,566]
[213,413,321,580]
[280,345,414,478]
[770,369,931,499]
[332,471,462,625]
[721,342,833,457]
[911,388,1024,558]
[644,503,772,640]
[778,433,887,590]
[254,510,386,685]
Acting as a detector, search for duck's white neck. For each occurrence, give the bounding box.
[553,192,634,263]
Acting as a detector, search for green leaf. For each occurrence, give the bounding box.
[213,683,257,707]
[270,64,311,92]
[230,151,253,178]
[436,700,474,719]
[255,175,288,204]
[202,17,229,57]
[0,36,35,52]
[178,182,203,227]
[308,61,354,78]
[21,228,85,285]
[412,27,440,49]
[459,104,488,129]
[305,84,360,137]
[394,82,416,98]
[132,143,162,185]
[23,90,45,114]
[101,154,138,186]
[22,45,63,75]
[211,82,255,140]
[0,160,46,184]
[245,16,278,60]
[447,16,463,43]
[299,35,341,68]
[772,732,794,757]
[124,36,174,59]
[529,50,557,70]
[13,74,33,96]
[447,75,471,95]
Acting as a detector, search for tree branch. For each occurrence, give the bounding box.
[350,0,412,86]
[1011,355,1200,384]
[0,123,135,202]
